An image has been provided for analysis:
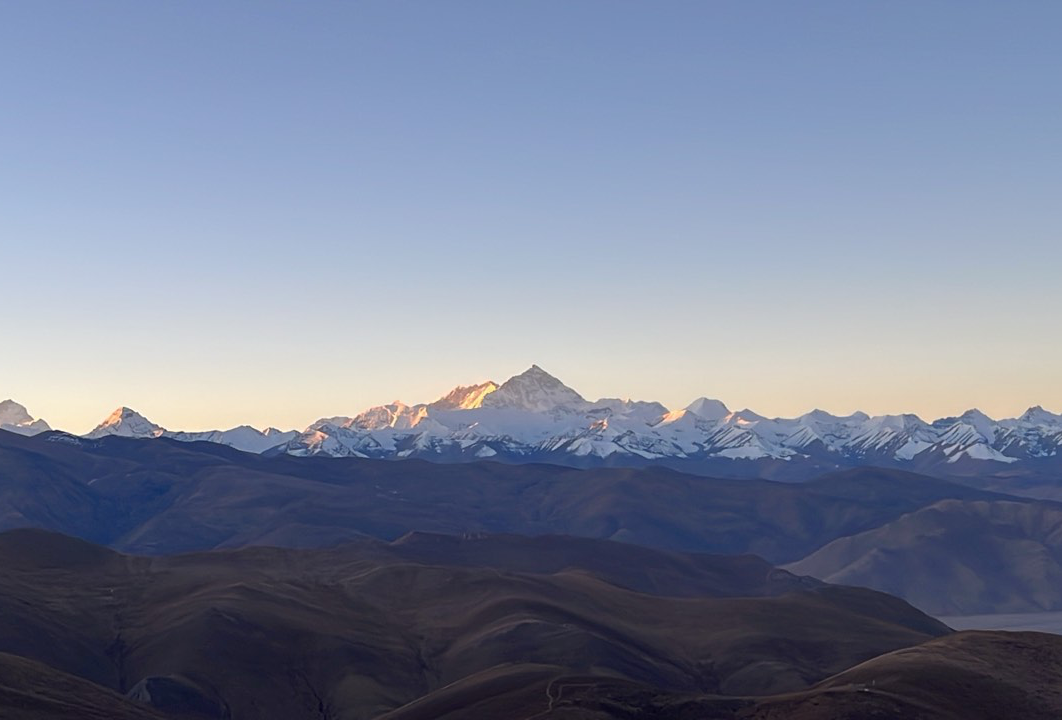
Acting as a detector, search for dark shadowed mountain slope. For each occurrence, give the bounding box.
[786,498,1062,614]
[0,431,1019,563]
[0,652,166,720]
[0,529,949,720]
[382,531,817,598]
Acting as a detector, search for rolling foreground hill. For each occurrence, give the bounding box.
[2,530,1061,719]
[748,631,1062,720]
[0,529,950,719]
[388,631,1062,720]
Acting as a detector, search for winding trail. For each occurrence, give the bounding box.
[521,678,601,719]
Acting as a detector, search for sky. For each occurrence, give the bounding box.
[2,1,1060,434]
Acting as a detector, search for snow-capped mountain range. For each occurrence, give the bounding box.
[81,407,300,453]
[4,365,1061,469]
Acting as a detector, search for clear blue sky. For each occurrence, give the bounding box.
[2,1,1060,432]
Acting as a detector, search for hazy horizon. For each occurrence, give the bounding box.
[4,2,1060,432]
[4,360,1060,436]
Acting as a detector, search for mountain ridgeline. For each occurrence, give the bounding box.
[5,366,1062,483]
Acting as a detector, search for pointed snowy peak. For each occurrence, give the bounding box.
[0,400,52,436]
[480,365,588,413]
[932,408,998,438]
[0,400,33,426]
[430,381,499,411]
[1019,405,1062,425]
[85,407,163,439]
[684,397,730,421]
[957,408,999,440]
[101,406,151,426]
[724,408,768,425]
[960,408,996,423]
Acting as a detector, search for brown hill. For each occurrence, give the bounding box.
[377,631,1062,720]
[0,529,947,720]
[747,631,1062,720]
